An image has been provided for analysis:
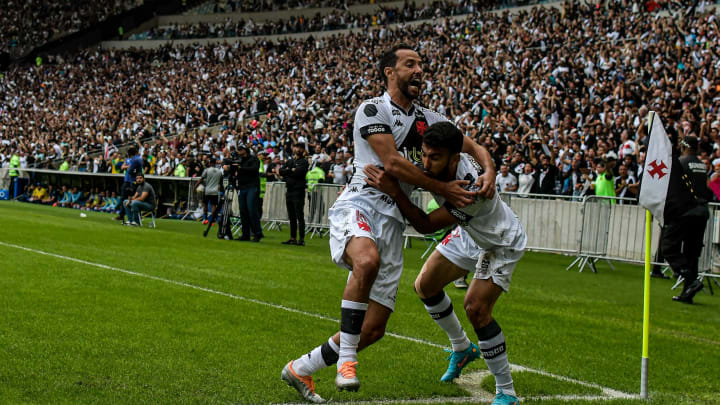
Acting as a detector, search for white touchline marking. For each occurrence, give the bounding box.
[1,241,640,402]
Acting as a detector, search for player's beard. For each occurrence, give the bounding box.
[398,77,419,101]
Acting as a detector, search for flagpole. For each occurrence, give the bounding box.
[640,111,655,399]
[641,210,651,399]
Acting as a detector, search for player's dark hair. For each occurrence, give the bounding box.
[378,43,416,85]
[128,146,138,156]
[423,122,463,155]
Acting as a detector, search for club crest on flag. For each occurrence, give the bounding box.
[639,112,673,226]
[647,160,668,179]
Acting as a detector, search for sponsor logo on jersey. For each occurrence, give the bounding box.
[364,104,378,117]
[392,109,401,116]
[379,194,396,206]
[393,120,404,127]
[360,123,391,139]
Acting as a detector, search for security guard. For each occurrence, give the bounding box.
[663,135,710,303]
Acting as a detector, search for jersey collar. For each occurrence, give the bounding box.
[384,92,415,116]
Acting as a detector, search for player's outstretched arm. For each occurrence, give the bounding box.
[367,133,476,207]
[364,164,457,234]
[461,136,496,199]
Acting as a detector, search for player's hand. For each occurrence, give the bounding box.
[363,164,400,197]
[475,171,496,199]
[442,180,475,208]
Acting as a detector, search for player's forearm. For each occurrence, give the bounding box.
[387,187,436,234]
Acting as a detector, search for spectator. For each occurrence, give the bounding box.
[495,164,518,193]
[517,163,536,196]
[536,154,559,195]
[278,142,309,246]
[328,154,349,186]
[615,164,638,203]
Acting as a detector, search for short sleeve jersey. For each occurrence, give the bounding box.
[433,154,526,250]
[338,92,449,218]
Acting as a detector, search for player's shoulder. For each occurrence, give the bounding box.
[357,96,391,118]
[413,104,448,123]
[457,153,483,179]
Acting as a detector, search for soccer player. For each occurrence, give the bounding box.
[281,44,496,403]
[363,121,525,405]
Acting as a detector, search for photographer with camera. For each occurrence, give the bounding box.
[276,142,309,246]
[231,146,264,242]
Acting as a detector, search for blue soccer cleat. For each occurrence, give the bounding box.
[440,342,480,381]
[492,390,520,405]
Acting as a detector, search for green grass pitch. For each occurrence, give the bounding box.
[0,202,718,404]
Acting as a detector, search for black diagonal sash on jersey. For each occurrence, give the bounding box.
[398,111,429,165]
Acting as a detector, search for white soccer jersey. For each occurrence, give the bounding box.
[337,92,449,218]
[433,154,526,250]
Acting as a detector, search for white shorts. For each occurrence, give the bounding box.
[435,226,525,292]
[329,201,405,311]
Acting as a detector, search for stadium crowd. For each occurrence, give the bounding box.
[132,0,478,40]
[189,0,433,14]
[0,0,144,57]
[3,0,720,202]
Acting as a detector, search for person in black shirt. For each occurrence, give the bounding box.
[277,142,309,246]
[234,146,264,242]
[535,154,559,195]
[662,135,710,304]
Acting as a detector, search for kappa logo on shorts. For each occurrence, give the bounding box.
[356,211,371,232]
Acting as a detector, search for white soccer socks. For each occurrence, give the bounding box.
[475,319,516,397]
[421,291,471,352]
[293,337,340,376]
[338,299,368,366]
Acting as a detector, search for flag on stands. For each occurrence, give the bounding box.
[639,112,672,226]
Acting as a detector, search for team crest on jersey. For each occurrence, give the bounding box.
[356,211,371,232]
[416,121,429,136]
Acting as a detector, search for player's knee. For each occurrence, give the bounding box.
[352,254,380,278]
[464,298,492,326]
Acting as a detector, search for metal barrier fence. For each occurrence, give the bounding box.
[4,172,718,284]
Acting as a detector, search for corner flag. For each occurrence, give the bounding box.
[639,113,672,226]
[637,111,673,399]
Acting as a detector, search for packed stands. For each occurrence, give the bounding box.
[2,0,720,202]
[0,0,144,58]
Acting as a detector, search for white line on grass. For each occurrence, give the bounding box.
[0,241,640,402]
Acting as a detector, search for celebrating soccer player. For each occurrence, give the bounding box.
[281,44,496,403]
[364,122,525,405]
